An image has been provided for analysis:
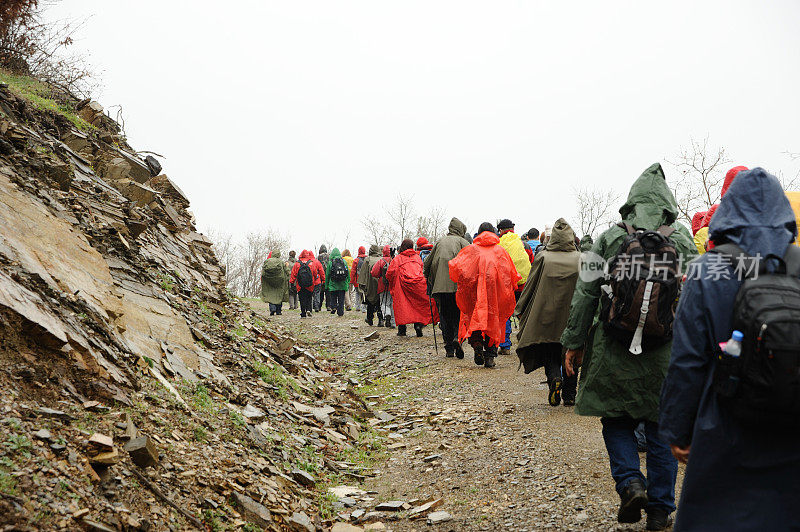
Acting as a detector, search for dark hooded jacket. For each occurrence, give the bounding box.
[318,245,330,268]
[358,245,382,304]
[560,163,697,421]
[260,250,290,304]
[659,168,800,531]
[579,234,594,252]
[514,219,580,372]
[423,217,470,294]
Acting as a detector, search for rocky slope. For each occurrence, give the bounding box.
[0,75,377,531]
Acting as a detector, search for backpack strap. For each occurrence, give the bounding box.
[710,243,760,279]
[783,245,800,277]
[617,222,635,235]
[656,226,675,238]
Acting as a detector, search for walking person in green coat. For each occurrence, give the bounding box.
[324,248,350,317]
[560,163,697,531]
[260,250,290,315]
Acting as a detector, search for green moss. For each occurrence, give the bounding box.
[0,69,95,132]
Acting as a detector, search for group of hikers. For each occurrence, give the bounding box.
[259,162,800,531]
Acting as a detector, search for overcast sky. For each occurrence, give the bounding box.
[47,1,800,251]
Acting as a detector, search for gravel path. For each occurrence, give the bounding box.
[252,302,682,531]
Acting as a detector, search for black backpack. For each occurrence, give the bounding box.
[711,243,800,429]
[297,260,314,289]
[330,257,348,282]
[600,223,681,354]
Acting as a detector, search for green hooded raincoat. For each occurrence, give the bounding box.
[260,251,290,305]
[423,217,470,295]
[560,163,697,421]
[358,245,382,304]
[324,248,350,292]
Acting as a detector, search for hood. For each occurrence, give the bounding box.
[309,251,316,260]
[447,217,467,237]
[619,162,678,229]
[722,166,749,197]
[342,249,351,257]
[368,244,381,257]
[382,245,391,257]
[299,249,312,260]
[547,218,576,251]
[271,250,282,259]
[474,231,500,246]
[416,237,429,249]
[358,246,366,256]
[330,248,342,259]
[691,211,707,235]
[579,234,593,252]
[319,245,327,254]
[400,248,417,258]
[709,168,796,257]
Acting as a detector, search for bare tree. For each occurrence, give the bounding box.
[387,193,415,242]
[778,150,800,190]
[415,205,448,242]
[665,137,732,223]
[205,228,289,297]
[361,214,396,246]
[573,187,620,238]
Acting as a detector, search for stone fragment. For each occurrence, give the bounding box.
[241,404,266,421]
[331,524,363,532]
[292,469,315,487]
[36,407,71,420]
[88,433,114,450]
[34,428,52,441]
[72,509,90,519]
[287,511,315,531]
[423,454,441,463]
[408,498,443,516]
[82,519,118,532]
[329,485,366,498]
[231,492,272,528]
[124,436,159,468]
[364,524,386,531]
[151,174,190,205]
[89,449,120,465]
[82,400,102,411]
[340,497,357,508]
[50,443,67,454]
[375,500,407,511]
[350,509,365,520]
[363,331,379,341]
[427,511,453,524]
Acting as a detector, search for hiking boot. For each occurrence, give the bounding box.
[445,349,455,358]
[563,397,575,407]
[548,378,562,407]
[498,347,512,356]
[455,344,465,359]
[365,318,373,326]
[645,508,672,531]
[385,319,394,329]
[397,329,406,337]
[484,356,496,368]
[414,324,424,337]
[377,319,384,327]
[617,478,648,524]
[473,348,484,366]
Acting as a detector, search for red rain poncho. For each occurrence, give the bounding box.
[386,248,438,325]
[370,245,392,294]
[448,231,521,346]
[289,250,320,292]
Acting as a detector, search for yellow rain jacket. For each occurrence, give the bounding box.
[498,231,531,286]
[693,226,709,254]
[787,192,800,246]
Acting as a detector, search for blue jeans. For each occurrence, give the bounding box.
[600,417,677,513]
[499,319,512,349]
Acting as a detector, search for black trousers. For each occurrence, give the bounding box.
[541,342,577,400]
[433,292,460,353]
[299,290,313,317]
[329,290,345,316]
[366,300,383,323]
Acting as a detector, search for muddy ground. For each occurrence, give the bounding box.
[249,301,684,531]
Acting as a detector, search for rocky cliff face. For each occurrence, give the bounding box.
[0,79,375,531]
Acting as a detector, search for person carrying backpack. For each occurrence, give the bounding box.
[659,168,800,531]
[309,251,326,312]
[560,163,697,530]
[289,250,319,318]
[341,249,355,311]
[318,245,331,310]
[497,218,532,355]
[387,239,437,337]
[285,250,298,309]
[371,245,395,328]
[416,237,433,262]
[260,251,290,315]
[324,248,350,317]
[358,245,384,326]
[352,246,367,312]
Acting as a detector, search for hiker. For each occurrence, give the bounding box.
[341,249,354,311]
[358,245,384,326]
[497,219,531,356]
[659,168,800,531]
[514,218,580,406]
[260,251,290,315]
[309,251,326,312]
[285,250,298,310]
[423,218,470,358]
[697,165,749,251]
[371,245,395,328]
[289,250,320,318]
[318,245,331,310]
[526,228,541,251]
[352,246,367,312]
[579,234,594,252]
[387,239,437,337]
[690,212,707,255]
[449,222,521,369]
[416,237,433,262]
[323,248,349,317]
[560,163,697,530]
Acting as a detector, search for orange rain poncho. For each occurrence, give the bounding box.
[449,231,521,346]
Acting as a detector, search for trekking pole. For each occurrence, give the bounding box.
[429,296,439,356]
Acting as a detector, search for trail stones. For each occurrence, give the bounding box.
[231,492,272,528]
[89,449,120,465]
[37,407,71,420]
[292,469,316,487]
[375,500,409,511]
[422,454,441,463]
[427,511,453,524]
[33,428,52,441]
[288,511,315,531]
[332,524,364,532]
[408,498,443,517]
[242,404,266,421]
[364,331,380,341]
[88,433,114,450]
[124,436,159,468]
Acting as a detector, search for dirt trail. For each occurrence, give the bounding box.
[250,302,682,531]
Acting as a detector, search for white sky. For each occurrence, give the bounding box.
[47,1,800,251]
